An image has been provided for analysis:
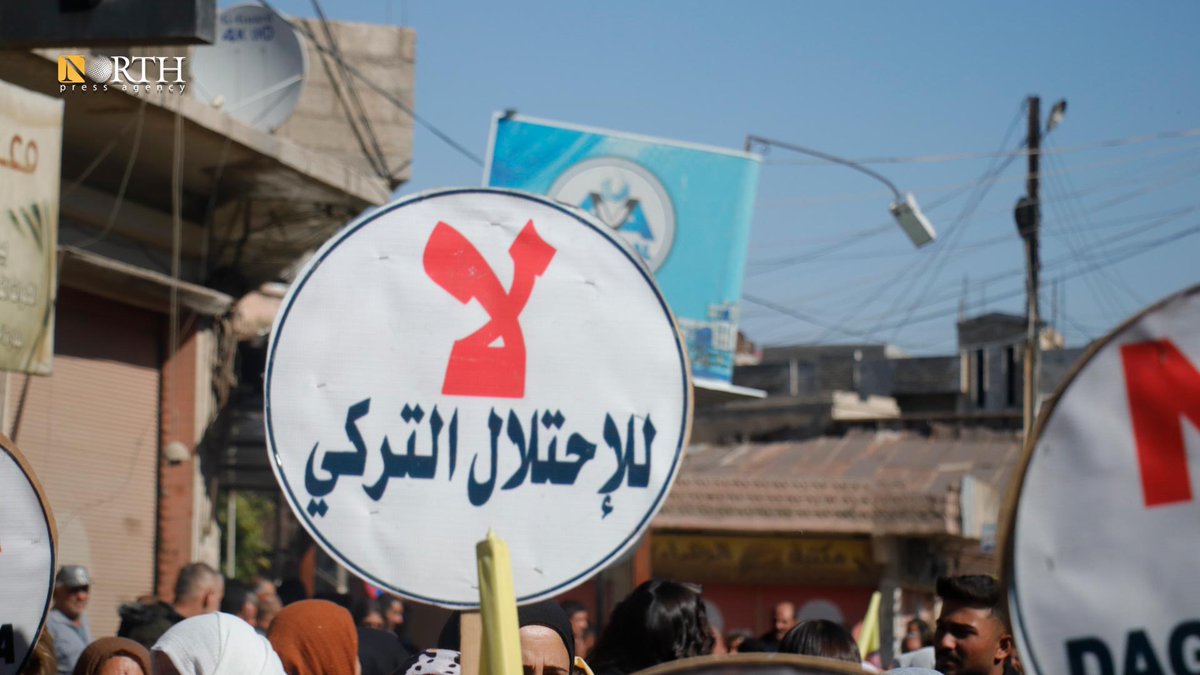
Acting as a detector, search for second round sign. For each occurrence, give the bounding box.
[1005,285,1200,675]
[266,188,692,607]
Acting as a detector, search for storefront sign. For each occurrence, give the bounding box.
[0,435,56,675]
[266,189,692,608]
[484,115,760,384]
[652,534,874,585]
[0,79,61,375]
[1004,284,1200,675]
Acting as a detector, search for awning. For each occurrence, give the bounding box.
[59,246,233,316]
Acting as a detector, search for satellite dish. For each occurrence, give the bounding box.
[190,4,308,132]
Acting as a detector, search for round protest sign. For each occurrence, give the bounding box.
[266,188,692,608]
[0,435,56,675]
[1003,284,1200,675]
[637,654,866,675]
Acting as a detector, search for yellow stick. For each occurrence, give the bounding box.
[477,529,523,675]
[857,590,882,657]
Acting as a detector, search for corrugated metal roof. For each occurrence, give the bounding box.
[655,429,1021,536]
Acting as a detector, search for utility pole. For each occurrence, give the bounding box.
[1015,97,1041,438]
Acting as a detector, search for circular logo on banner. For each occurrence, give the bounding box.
[548,158,676,272]
[266,188,692,608]
[1004,284,1200,675]
[0,437,56,675]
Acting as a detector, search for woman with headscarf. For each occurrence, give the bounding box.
[436,600,577,675]
[268,599,358,675]
[72,638,151,675]
[586,580,713,675]
[151,613,284,675]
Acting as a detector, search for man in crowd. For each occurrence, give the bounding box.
[46,565,92,675]
[760,601,797,652]
[934,575,1016,675]
[118,562,225,648]
[220,579,259,626]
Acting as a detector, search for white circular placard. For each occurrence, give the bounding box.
[1005,284,1200,675]
[549,158,676,272]
[0,437,56,675]
[266,188,692,608]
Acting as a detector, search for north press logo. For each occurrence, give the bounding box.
[57,55,187,95]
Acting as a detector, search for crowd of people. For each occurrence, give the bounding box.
[29,565,1019,675]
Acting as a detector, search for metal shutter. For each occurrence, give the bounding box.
[6,288,160,638]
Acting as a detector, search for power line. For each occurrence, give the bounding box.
[1043,140,1142,317]
[744,197,1194,329]
[747,180,978,276]
[745,145,1200,347]
[877,103,1028,342]
[747,103,1028,303]
[750,152,1200,311]
[74,100,148,250]
[862,221,1200,334]
[257,0,484,168]
[749,138,1200,274]
[304,0,393,182]
[750,201,1200,266]
[858,210,1200,331]
[753,138,1200,210]
[844,204,1200,327]
[763,125,1200,166]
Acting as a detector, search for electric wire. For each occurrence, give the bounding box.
[74,100,148,250]
[1042,141,1140,317]
[856,221,1200,335]
[762,125,1200,166]
[310,0,394,182]
[747,101,1027,313]
[63,106,148,197]
[875,104,1028,342]
[753,138,1200,211]
[841,203,1200,328]
[258,0,485,168]
[746,160,1200,270]
[752,201,1200,266]
[748,132,1200,342]
[298,0,392,182]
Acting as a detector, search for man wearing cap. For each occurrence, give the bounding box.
[47,565,93,675]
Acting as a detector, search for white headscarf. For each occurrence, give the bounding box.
[152,612,285,675]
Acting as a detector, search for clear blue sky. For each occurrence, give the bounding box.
[249,0,1200,355]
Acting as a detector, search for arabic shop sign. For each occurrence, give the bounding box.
[651,535,874,585]
[266,188,692,608]
[0,435,57,675]
[0,79,61,375]
[1004,284,1200,675]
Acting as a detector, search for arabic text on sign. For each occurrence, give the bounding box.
[302,400,656,516]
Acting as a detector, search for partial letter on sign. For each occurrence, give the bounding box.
[1120,339,1200,507]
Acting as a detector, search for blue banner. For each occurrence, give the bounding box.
[485,115,760,383]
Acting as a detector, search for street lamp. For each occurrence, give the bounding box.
[744,134,937,247]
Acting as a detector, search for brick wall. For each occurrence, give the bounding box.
[157,322,199,600]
